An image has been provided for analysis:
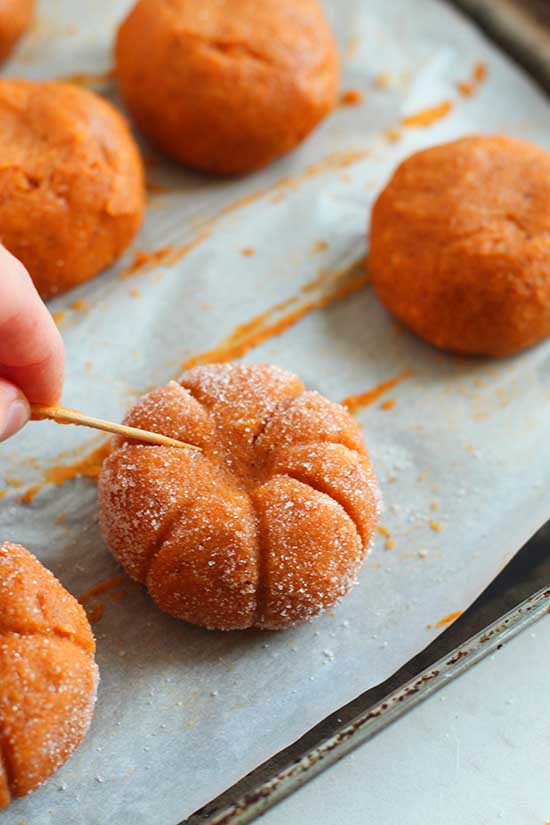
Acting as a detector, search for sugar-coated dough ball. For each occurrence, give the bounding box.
[99,364,381,630]
[0,542,98,809]
[116,0,340,174]
[0,79,145,299]
[369,135,550,356]
[0,0,34,65]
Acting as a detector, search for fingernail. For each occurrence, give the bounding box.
[0,399,30,441]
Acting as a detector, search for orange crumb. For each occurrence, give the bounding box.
[380,398,395,410]
[84,360,92,373]
[340,88,364,106]
[376,525,394,550]
[54,511,67,525]
[130,288,141,298]
[435,610,464,628]
[430,520,443,532]
[240,247,255,257]
[474,62,487,83]
[71,298,89,312]
[0,490,6,500]
[312,240,329,253]
[384,128,401,143]
[52,310,65,325]
[78,575,126,605]
[402,100,452,128]
[457,80,475,97]
[457,61,488,97]
[374,71,390,89]
[426,623,433,630]
[431,500,439,512]
[341,369,413,415]
[86,602,104,624]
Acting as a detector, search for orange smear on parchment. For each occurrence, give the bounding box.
[120,245,175,279]
[435,610,464,628]
[20,485,41,504]
[341,369,414,415]
[78,575,126,605]
[184,263,370,369]
[20,442,111,504]
[402,100,452,128]
[121,151,370,281]
[223,150,371,215]
[43,442,111,486]
[86,602,105,624]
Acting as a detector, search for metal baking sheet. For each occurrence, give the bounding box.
[1,0,549,823]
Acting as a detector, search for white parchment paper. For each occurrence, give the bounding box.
[1,0,550,822]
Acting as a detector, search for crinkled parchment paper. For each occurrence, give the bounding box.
[1,0,549,822]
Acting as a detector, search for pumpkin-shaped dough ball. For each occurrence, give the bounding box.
[116,0,340,174]
[99,364,381,630]
[0,79,145,299]
[0,542,98,809]
[369,135,550,356]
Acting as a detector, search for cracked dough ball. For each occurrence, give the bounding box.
[115,0,340,174]
[0,79,145,299]
[369,135,550,356]
[0,0,34,65]
[0,542,98,809]
[99,364,381,630]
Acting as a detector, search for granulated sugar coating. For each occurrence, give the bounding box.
[0,542,98,809]
[99,363,381,630]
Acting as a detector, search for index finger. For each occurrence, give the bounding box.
[0,245,65,404]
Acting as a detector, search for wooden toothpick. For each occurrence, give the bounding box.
[30,405,200,451]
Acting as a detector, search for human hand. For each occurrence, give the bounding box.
[0,245,64,442]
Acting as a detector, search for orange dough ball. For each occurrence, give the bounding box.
[0,79,145,299]
[99,363,381,630]
[369,135,550,356]
[0,542,98,809]
[0,0,34,65]
[115,0,340,174]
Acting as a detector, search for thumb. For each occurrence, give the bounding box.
[0,378,31,442]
